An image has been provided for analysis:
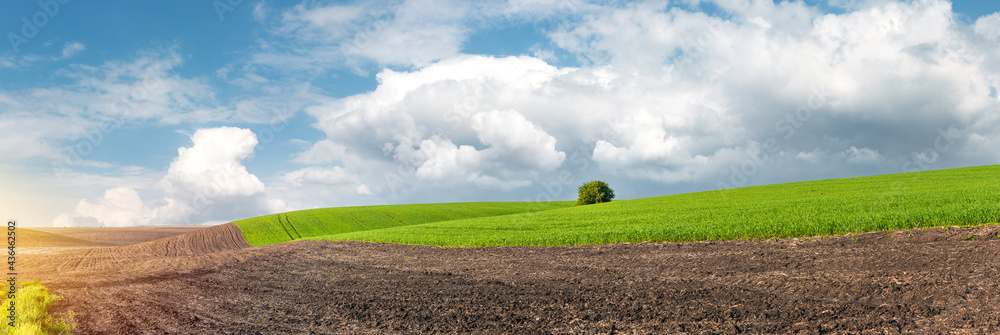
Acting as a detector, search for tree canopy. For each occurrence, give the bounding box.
[576,180,615,205]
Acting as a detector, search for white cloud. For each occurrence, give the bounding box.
[54,127,285,227]
[295,55,587,194]
[288,4,365,30]
[54,187,150,227]
[280,166,375,196]
[593,111,691,167]
[253,3,271,21]
[24,0,1000,225]
[285,0,1000,201]
[246,0,599,75]
[160,127,265,199]
[251,0,472,73]
[345,0,469,67]
[403,109,568,190]
[975,12,1000,41]
[843,146,883,165]
[61,42,85,59]
[262,165,378,211]
[0,56,13,69]
[0,46,309,178]
[0,112,66,160]
[471,110,566,170]
[795,149,825,164]
[0,49,213,165]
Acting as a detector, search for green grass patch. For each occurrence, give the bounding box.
[234,201,575,246]
[300,165,1000,246]
[0,281,74,335]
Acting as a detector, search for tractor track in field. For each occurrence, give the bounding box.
[18,224,1000,334]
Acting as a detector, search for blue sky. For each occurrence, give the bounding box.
[2,0,1000,227]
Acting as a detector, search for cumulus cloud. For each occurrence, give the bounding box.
[34,0,1000,225]
[54,187,150,227]
[547,0,1000,181]
[280,166,373,195]
[295,55,583,194]
[160,127,266,200]
[471,110,566,170]
[403,109,567,190]
[285,0,1000,203]
[54,127,285,227]
[975,12,1000,41]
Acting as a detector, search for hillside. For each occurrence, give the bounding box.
[301,165,1000,246]
[17,228,117,248]
[233,201,575,246]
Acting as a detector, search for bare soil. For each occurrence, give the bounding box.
[17,229,116,248]
[29,226,207,246]
[18,224,1000,334]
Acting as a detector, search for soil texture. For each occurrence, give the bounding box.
[19,224,1000,334]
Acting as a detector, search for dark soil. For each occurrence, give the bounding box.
[20,224,1000,334]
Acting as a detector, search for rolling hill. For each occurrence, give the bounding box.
[237,165,1000,247]
[233,201,575,246]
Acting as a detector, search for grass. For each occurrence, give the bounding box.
[292,164,1000,247]
[233,201,575,246]
[0,281,74,335]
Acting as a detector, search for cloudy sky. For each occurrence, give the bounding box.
[2,0,999,227]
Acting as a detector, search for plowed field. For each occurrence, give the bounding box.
[29,226,208,245]
[18,224,1000,334]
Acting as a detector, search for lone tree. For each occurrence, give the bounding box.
[576,180,615,205]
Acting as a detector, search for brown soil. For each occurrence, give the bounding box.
[17,229,116,248]
[19,223,251,274]
[114,223,251,256]
[19,224,1000,334]
[30,226,207,246]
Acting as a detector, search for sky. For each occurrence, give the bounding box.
[1,0,999,227]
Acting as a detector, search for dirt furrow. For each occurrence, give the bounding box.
[18,224,1000,334]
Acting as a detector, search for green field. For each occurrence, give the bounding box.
[238,165,1000,247]
[233,201,575,246]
